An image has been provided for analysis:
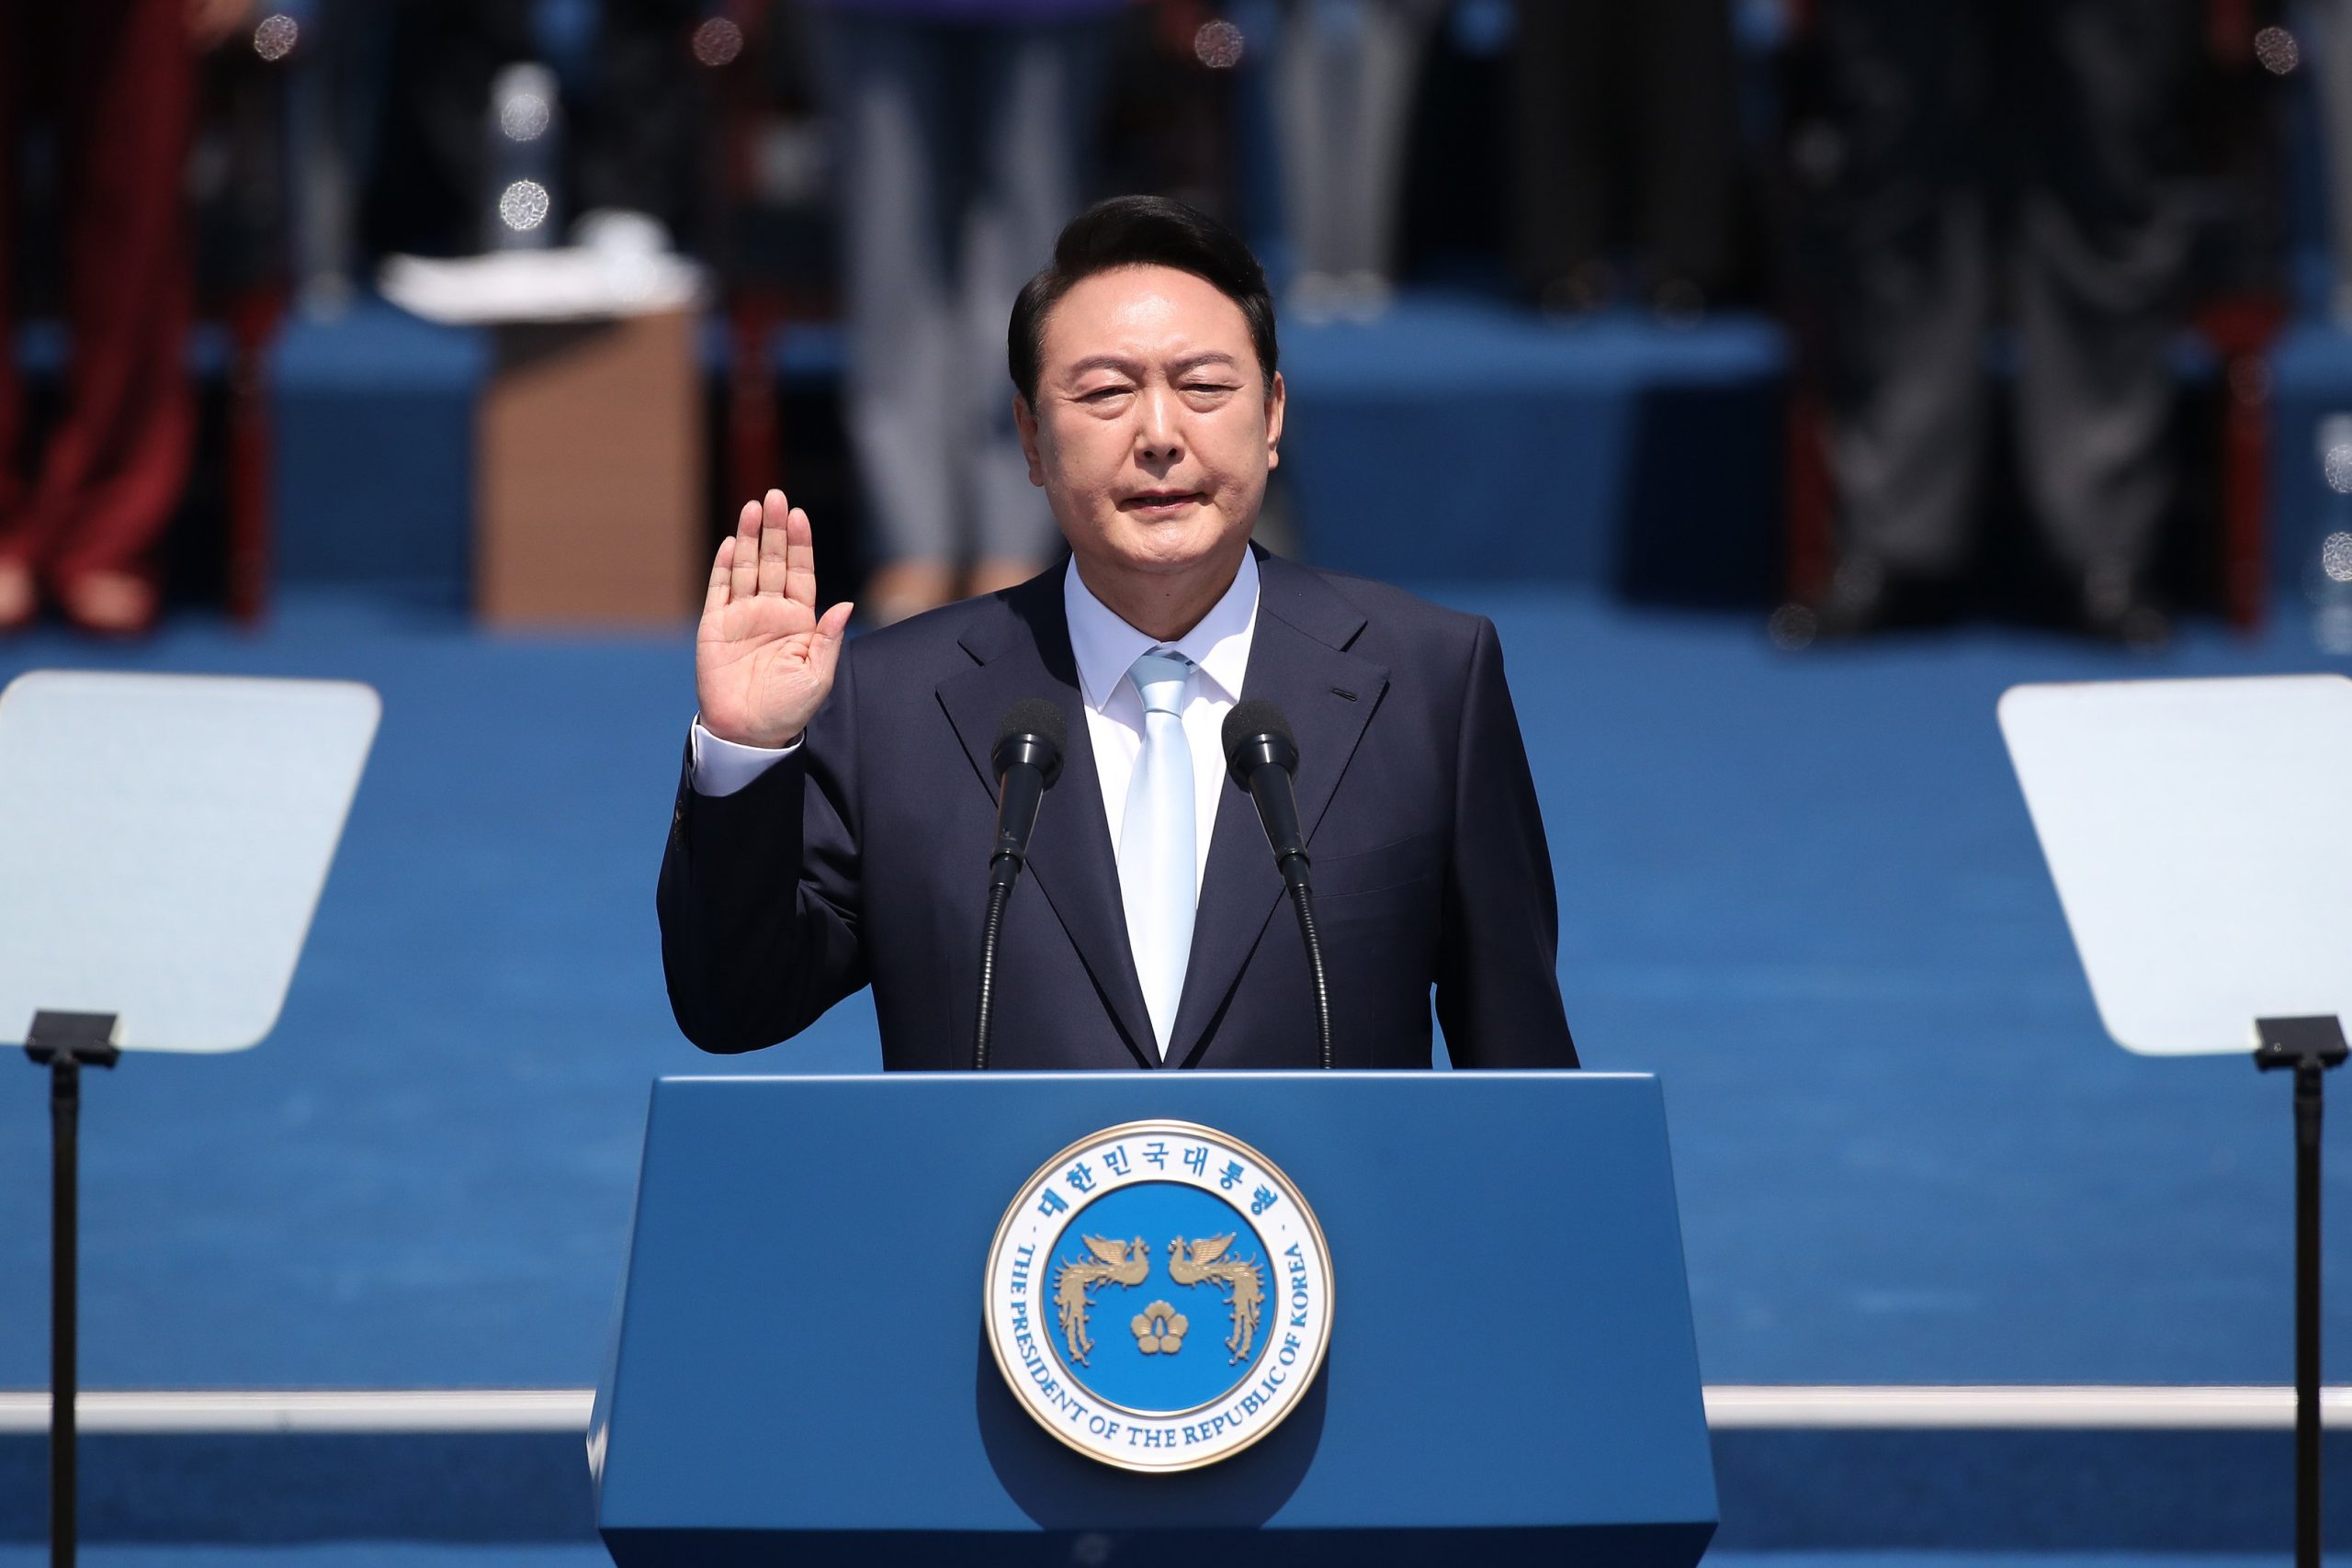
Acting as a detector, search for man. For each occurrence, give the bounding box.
[1799,0,2196,645]
[659,196,1576,1070]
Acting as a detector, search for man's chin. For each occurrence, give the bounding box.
[1101,525,1248,580]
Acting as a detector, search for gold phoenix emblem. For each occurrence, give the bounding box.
[1052,1235,1148,1366]
[1055,1233,1268,1368]
[1169,1234,1265,1364]
[1131,1300,1188,1354]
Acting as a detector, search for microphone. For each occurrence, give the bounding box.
[989,700,1067,891]
[1221,702,1332,1068]
[975,700,1066,1071]
[1223,702,1308,887]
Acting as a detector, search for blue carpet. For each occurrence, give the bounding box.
[270,306,485,604]
[267,305,852,610]
[1278,300,1785,601]
[0,591,2347,1393]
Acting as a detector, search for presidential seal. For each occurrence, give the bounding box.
[983,1119,1333,1472]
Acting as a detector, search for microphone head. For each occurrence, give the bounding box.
[993,699,1068,785]
[1223,700,1299,781]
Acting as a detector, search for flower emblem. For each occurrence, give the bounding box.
[1130,1300,1188,1355]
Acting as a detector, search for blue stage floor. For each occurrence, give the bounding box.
[0,589,2346,1393]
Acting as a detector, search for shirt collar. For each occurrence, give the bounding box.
[1063,548,1260,712]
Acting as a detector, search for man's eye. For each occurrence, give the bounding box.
[1080,386,1133,400]
[1183,383,1238,395]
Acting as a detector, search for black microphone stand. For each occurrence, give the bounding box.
[973,709,1063,1071]
[974,864,1015,1072]
[1223,705,1332,1069]
[1280,861,1333,1071]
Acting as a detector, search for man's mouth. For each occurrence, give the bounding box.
[1118,491,1204,513]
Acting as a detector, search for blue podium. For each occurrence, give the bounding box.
[592,1070,1716,1566]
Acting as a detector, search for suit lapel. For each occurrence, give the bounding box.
[935,576,1160,1068]
[1166,554,1389,1067]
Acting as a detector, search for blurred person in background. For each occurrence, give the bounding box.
[0,0,250,635]
[1800,0,2199,643]
[1510,0,1738,320]
[363,0,708,259]
[2302,0,2352,320]
[1271,0,1445,323]
[806,0,1120,624]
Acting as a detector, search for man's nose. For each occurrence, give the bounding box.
[1136,387,1183,463]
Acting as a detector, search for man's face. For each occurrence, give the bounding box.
[1016,264,1283,590]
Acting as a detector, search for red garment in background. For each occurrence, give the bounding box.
[0,0,197,590]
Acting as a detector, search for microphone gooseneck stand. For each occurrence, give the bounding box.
[1283,863,1333,1072]
[973,701,1066,1071]
[1223,702,1332,1069]
[973,879,1012,1073]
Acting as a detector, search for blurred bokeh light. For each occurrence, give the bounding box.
[2255,25,2300,74]
[496,179,551,233]
[2323,532,2352,584]
[1194,19,1246,71]
[499,92,552,143]
[692,17,744,68]
[2322,439,2352,494]
[252,12,298,62]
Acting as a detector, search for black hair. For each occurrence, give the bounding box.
[1007,196,1278,405]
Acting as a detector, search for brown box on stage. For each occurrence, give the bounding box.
[475,309,703,625]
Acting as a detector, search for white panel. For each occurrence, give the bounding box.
[0,671,379,1053]
[1998,674,2352,1055]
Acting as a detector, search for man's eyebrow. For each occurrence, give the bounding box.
[1063,354,1144,378]
[1059,350,1242,379]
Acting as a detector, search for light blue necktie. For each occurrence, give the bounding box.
[1119,649,1196,1058]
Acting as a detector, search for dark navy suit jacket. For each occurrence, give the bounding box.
[657,548,1577,1069]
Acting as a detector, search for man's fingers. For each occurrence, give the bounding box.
[729,500,761,602]
[757,489,792,598]
[809,601,855,685]
[785,506,818,610]
[703,536,735,618]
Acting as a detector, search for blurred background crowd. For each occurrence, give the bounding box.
[0,0,2335,646]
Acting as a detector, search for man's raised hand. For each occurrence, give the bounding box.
[696,490,855,748]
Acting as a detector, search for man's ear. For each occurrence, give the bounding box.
[1264,370,1286,471]
[1013,394,1047,488]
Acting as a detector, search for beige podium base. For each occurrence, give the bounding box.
[475,310,704,626]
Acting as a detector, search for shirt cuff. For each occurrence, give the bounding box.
[689,719,800,797]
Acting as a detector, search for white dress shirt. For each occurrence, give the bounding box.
[688,553,1261,901]
[1062,550,1255,893]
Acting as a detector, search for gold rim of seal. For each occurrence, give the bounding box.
[981,1117,1337,1473]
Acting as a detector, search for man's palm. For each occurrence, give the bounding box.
[696,491,854,748]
